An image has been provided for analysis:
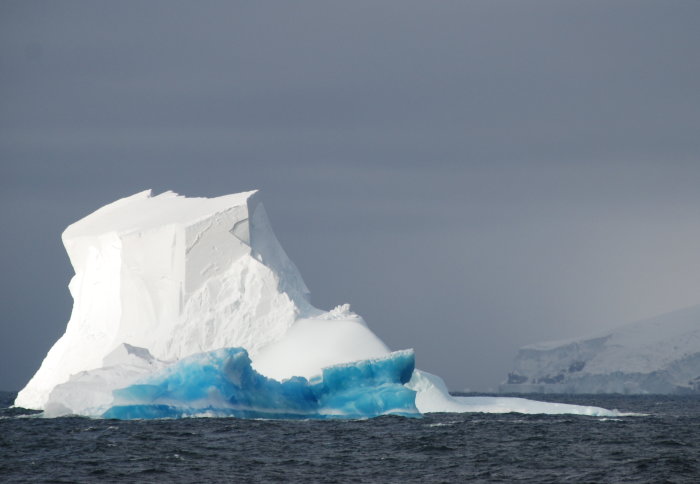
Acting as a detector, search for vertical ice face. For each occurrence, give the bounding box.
[15,190,311,410]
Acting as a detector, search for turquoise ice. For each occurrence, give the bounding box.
[103,347,419,419]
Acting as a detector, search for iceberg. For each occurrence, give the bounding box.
[16,190,616,418]
[501,305,700,394]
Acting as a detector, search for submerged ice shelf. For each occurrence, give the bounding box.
[16,190,616,419]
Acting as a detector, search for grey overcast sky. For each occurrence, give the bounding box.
[2,1,700,392]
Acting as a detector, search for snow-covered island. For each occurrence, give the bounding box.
[501,305,700,394]
[16,190,616,418]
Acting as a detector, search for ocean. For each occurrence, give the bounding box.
[1,391,698,483]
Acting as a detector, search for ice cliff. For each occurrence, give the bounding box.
[16,190,615,418]
[501,305,700,394]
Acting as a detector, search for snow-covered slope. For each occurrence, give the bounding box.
[501,305,700,394]
[16,190,615,417]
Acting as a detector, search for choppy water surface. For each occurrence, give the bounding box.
[1,392,698,483]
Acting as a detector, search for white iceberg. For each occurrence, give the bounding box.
[501,305,700,394]
[16,190,615,418]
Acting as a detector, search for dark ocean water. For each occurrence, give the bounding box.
[1,391,699,483]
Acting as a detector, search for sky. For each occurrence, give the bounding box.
[1,1,699,392]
